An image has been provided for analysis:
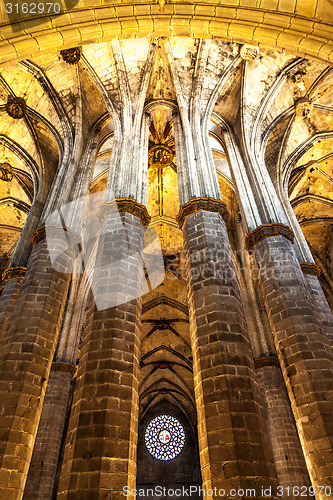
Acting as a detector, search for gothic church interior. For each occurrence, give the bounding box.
[0,2,333,499]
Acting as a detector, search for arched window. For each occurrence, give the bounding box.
[144,414,185,461]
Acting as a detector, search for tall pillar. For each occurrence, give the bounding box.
[0,227,76,500]
[177,199,277,498]
[23,272,89,499]
[255,359,312,499]
[279,194,333,345]
[23,364,75,500]
[0,268,26,342]
[220,110,333,496]
[235,255,311,497]
[0,181,54,345]
[22,129,101,500]
[57,202,148,499]
[247,225,333,496]
[300,265,333,346]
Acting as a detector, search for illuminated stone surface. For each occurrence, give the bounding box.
[0,21,331,500]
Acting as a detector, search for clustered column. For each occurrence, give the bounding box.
[23,361,76,500]
[0,226,77,499]
[247,227,333,495]
[222,113,333,497]
[300,263,333,345]
[236,256,312,498]
[255,359,312,498]
[57,201,149,499]
[176,200,277,498]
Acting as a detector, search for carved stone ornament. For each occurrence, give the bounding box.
[245,223,294,250]
[240,44,259,60]
[176,197,229,229]
[300,262,321,277]
[60,47,81,65]
[98,198,151,226]
[2,266,27,283]
[0,162,13,182]
[6,96,26,119]
[295,97,313,118]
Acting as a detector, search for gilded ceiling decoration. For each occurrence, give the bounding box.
[5,96,26,119]
[0,162,13,182]
[60,47,82,65]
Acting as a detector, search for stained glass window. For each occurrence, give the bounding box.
[145,414,185,461]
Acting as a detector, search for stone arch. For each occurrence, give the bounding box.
[1,2,333,65]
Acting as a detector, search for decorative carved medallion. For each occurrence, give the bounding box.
[240,44,259,60]
[6,96,26,119]
[0,162,13,182]
[2,266,27,283]
[176,197,229,229]
[295,97,313,118]
[245,223,294,250]
[51,361,77,378]
[254,356,280,369]
[148,145,174,168]
[300,262,321,277]
[60,47,81,65]
[98,198,151,226]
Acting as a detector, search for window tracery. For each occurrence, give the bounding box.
[145,415,185,461]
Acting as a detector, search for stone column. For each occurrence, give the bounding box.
[255,359,312,499]
[280,196,333,345]
[237,246,312,496]
[176,199,277,498]
[0,227,76,500]
[22,128,101,500]
[23,364,75,500]
[221,116,333,496]
[22,273,82,500]
[0,268,26,342]
[57,202,149,499]
[0,182,53,345]
[300,264,333,346]
[247,227,333,496]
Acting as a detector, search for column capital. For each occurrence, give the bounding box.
[300,262,321,277]
[254,356,280,369]
[2,266,27,283]
[32,225,80,248]
[176,197,229,229]
[97,198,151,226]
[245,223,294,250]
[51,361,77,378]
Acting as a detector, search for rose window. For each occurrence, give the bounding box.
[145,415,185,461]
